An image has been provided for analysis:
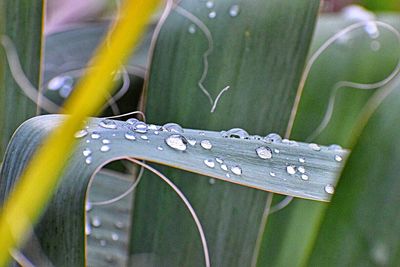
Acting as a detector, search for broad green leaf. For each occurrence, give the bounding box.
[132,0,320,266]
[256,14,400,267]
[307,71,400,266]
[0,0,43,160]
[0,115,344,265]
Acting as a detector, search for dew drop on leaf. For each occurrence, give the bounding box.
[99,119,117,129]
[91,131,101,139]
[91,216,102,227]
[165,134,187,151]
[286,165,296,175]
[309,143,321,151]
[162,123,184,133]
[334,155,343,162]
[206,0,214,9]
[85,156,92,165]
[220,164,228,171]
[200,139,213,150]
[231,166,242,175]
[204,159,215,168]
[100,145,110,152]
[264,133,282,143]
[222,128,249,139]
[124,132,136,140]
[208,11,217,19]
[299,157,306,163]
[102,139,111,144]
[301,174,309,181]
[298,166,305,174]
[188,24,196,34]
[83,148,92,157]
[325,184,335,194]
[74,129,88,138]
[229,4,240,17]
[256,146,273,159]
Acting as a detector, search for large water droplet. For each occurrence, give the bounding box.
[309,143,321,151]
[256,146,273,159]
[162,123,184,133]
[286,165,296,175]
[204,159,215,168]
[222,128,249,139]
[231,166,242,175]
[111,232,119,241]
[208,11,217,19]
[229,4,240,17]
[301,174,309,181]
[91,216,102,227]
[165,134,187,151]
[99,119,117,129]
[133,121,148,133]
[100,145,110,152]
[200,140,212,150]
[206,0,214,8]
[85,156,92,165]
[91,131,101,139]
[126,118,138,125]
[83,148,92,157]
[325,184,335,194]
[85,202,92,212]
[328,144,342,151]
[334,155,343,162]
[188,24,196,34]
[220,164,228,171]
[124,132,136,140]
[47,75,73,91]
[74,129,88,138]
[264,133,282,143]
[298,166,305,174]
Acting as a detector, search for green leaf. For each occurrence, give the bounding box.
[307,71,400,266]
[0,115,344,265]
[0,0,43,160]
[132,0,320,266]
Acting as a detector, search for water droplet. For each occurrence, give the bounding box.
[206,0,214,8]
[371,40,380,51]
[148,124,158,130]
[204,159,215,168]
[91,216,102,227]
[100,145,110,152]
[325,184,335,194]
[124,132,136,140]
[133,121,148,133]
[102,139,111,144]
[140,135,148,140]
[85,202,92,212]
[86,140,90,144]
[289,140,298,146]
[47,75,73,91]
[298,166,306,174]
[220,164,228,171]
[208,11,217,19]
[299,157,306,163]
[365,21,379,39]
[309,143,321,151]
[256,146,273,159]
[99,119,117,129]
[111,232,119,241]
[85,222,92,235]
[231,166,242,175]
[208,178,216,185]
[74,129,88,138]
[83,148,92,157]
[162,122,184,134]
[370,242,389,265]
[226,173,231,178]
[328,144,342,151]
[334,155,343,162]
[114,221,124,229]
[187,138,197,146]
[154,131,159,135]
[301,174,309,181]
[274,148,280,154]
[215,157,223,164]
[264,133,282,143]
[157,146,164,151]
[222,128,249,139]
[126,118,138,125]
[91,132,101,139]
[199,132,205,136]
[286,165,296,175]
[269,172,276,177]
[250,135,262,140]
[85,156,92,165]
[188,24,196,34]
[165,134,187,151]
[100,239,107,247]
[229,4,240,17]
[200,140,212,150]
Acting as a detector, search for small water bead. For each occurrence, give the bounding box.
[298,166,306,174]
[140,135,148,140]
[83,148,92,157]
[269,172,276,177]
[74,129,88,139]
[85,156,93,165]
[124,132,136,140]
[111,233,119,241]
[187,138,197,146]
[231,166,242,176]
[99,119,117,129]
[133,121,148,133]
[334,155,343,162]
[208,11,217,19]
[188,24,196,34]
[286,165,297,175]
[91,132,101,139]
[91,216,102,227]
[256,146,273,159]
[199,132,205,136]
[264,133,282,143]
[222,128,249,139]
[206,0,214,8]
[85,222,92,236]
[47,75,73,91]
[157,146,164,151]
[114,221,124,229]
[274,148,280,154]
[229,4,240,17]
[328,144,342,151]
[299,157,306,163]
[225,173,231,178]
[301,174,309,181]
[204,159,215,168]
[102,139,111,144]
[126,118,138,125]
[200,140,213,150]
[100,240,107,247]
[325,184,335,194]
[208,178,216,185]
[165,134,187,151]
[100,145,110,152]
[309,143,321,151]
[162,123,184,134]
[220,164,228,171]
[86,140,90,144]
[215,157,223,164]
[154,131,159,135]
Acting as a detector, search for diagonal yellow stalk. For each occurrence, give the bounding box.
[0,0,160,265]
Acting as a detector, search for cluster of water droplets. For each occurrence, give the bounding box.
[47,75,75,98]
